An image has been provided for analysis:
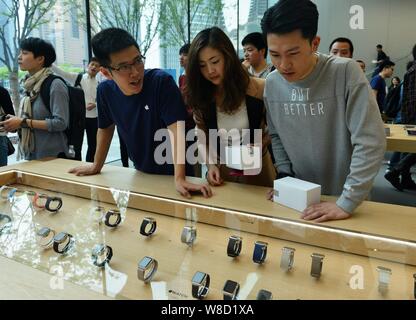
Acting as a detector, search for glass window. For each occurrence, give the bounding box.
[190,0,238,47]
[238,0,268,57]
[0,1,89,165]
[71,6,80,39]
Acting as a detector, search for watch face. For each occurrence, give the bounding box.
[93,244,105,256]
[192,271,206,284]
[54,232,68,242]
[38,227,51,237]
[144,217,155,224]
[109,209,120,216]
[257,289,272,300]
[283,247,295,253]
[230,235,242,243]
[223,280,238,293]
[311,253,325,261]
[256,241,268,247]
[138,256,153,270]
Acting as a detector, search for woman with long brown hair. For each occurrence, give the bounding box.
[186,27,276,187]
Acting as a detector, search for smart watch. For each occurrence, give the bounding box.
[20,118,29,128]
[91,244,113,267]
[280,247,295,271]
[253,241,268,264]
[0,186,13,200]
[0,213,12,234]
[140,217,157,236]
[191,271,210,299]
[227,235,242,258]
[376,266,392,294]
[104,209,122,227]
[181,226,196,246]
[413,273,416,299]
[53,232,74,254]
[8,188,17,200]
[137,256,158,283]
[45,196,63,212]
[310,253,325,278]
[223,280,240,300]
[90,206,105,224]
[36,226,55,248]
[33,193,48,209]
[256,289,273,300]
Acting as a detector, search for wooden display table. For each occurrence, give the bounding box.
[0,159,415,300]
[385,124,416,153]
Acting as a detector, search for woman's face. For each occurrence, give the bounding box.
[198,46,225,86]
[392,78,400,86]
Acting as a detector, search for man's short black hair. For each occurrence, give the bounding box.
[329,37,354,56]
[242,32,268,59]
[261,0,319,42]
[89,57,100,64]
[179,43,191,55]
[20,37,56,68]
[92,28,140,67]
[380,59,395,70]
[377,44,383,49]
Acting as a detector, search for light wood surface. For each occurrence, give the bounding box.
[385,124,416,153]
[0,158,415,300]
[0,256,111,300]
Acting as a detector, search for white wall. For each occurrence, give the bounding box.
[314,0,416,79]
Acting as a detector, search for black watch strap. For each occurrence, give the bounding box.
[20,118,29,128]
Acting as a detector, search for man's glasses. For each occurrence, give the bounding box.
[108,55,146,74]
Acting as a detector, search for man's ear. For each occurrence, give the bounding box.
[311,36,321,52]
[36,56,45,67]
[259,48,266,59]
[100,66,113,80]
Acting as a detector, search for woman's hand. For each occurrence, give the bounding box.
[1,116,22,132]
[206,165,224,186]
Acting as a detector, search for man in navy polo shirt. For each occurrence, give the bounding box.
[69,28,211,198]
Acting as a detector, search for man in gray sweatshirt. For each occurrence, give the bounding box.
[262,0,386,222]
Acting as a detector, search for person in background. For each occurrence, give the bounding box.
[1,37,69,160]
[356,59,366,73]
[329,37,354,58]
[372,44,389,77]
[179,44,191,91]
[186,27,276,187]
[52,58,101,162]
[178,43,200,177]
[178,44,196,136]
[376,44,388,65]
[0,86,15,166]
[242,32,274,79]
[262,0,385,222]
[370,59,395,114]
[385,45,416,191]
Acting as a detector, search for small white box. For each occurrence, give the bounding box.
[273,177,321,212]
[225,145,261,171]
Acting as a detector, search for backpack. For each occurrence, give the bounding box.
[40,75,86,161]
[384,84,402,119]
[74,72,83,88]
